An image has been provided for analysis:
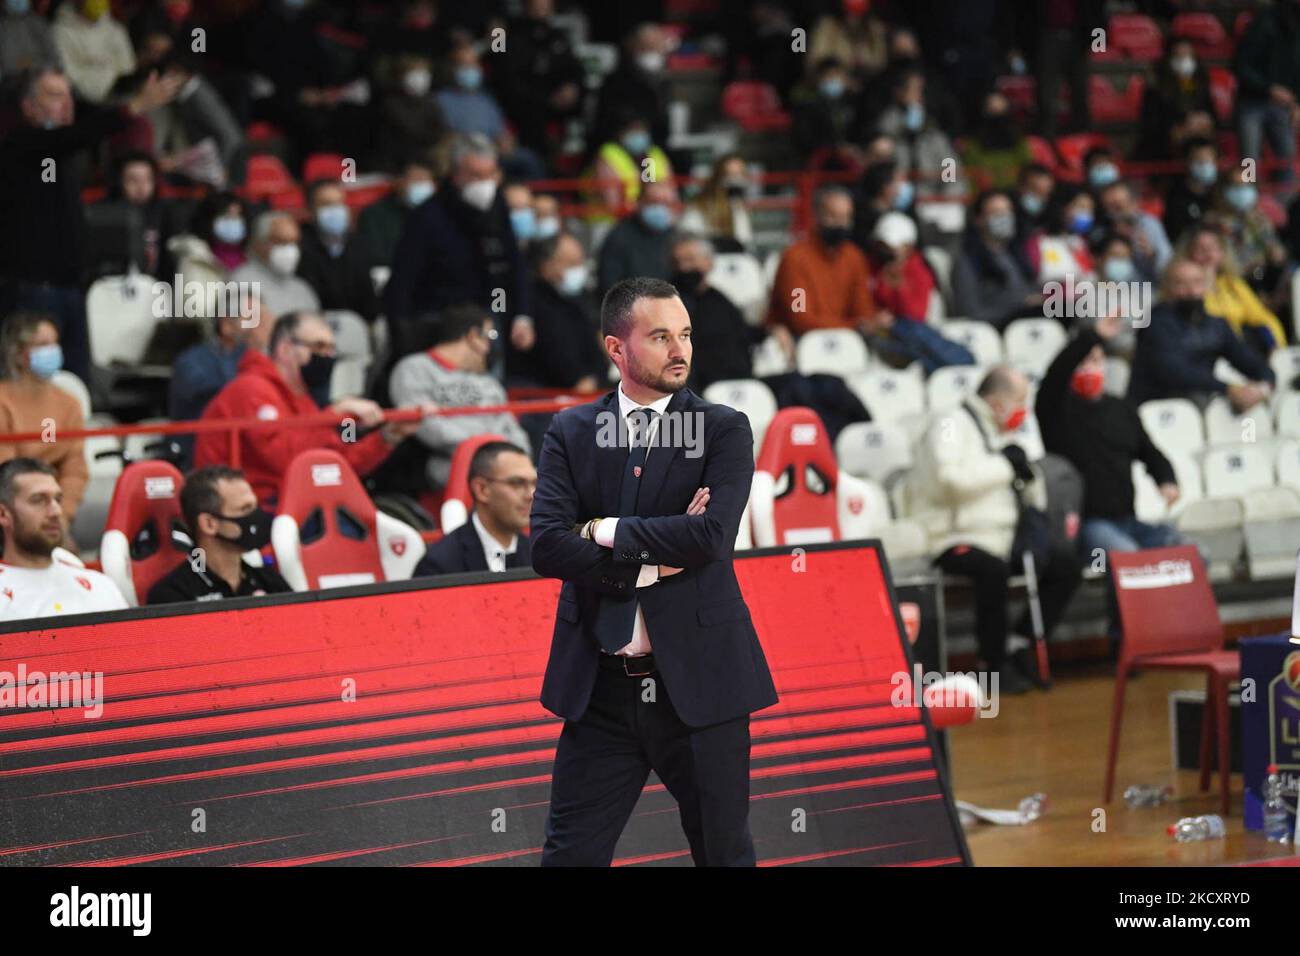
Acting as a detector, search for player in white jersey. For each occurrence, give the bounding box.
[0,458,127,622]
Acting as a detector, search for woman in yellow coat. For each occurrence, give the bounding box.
[1185,224,1287,359]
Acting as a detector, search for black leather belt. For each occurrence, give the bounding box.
[599,652,657,677]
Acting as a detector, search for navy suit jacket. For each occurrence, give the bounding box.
[530,387,779,727]
[414,518,532,576]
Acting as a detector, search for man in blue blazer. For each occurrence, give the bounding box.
[531,276,778,866]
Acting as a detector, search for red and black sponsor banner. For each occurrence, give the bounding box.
[0,542,968,866]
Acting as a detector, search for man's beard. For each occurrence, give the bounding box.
[10,519,58,558]
[626,348,689,393]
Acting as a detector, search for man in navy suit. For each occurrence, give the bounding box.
[530,276,778,867]
[414,441,535,575]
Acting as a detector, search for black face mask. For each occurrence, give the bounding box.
[819,225,850,248]
[672,269,704,292]
[724,183,747,200]
[301,352,336,391]
[211,508,273,551]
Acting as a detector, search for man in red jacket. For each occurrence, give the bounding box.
[195,312,434,505]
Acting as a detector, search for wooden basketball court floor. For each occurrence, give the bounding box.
[947,664,1300,866]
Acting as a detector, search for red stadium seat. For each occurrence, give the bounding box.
[1053,132,1113,180]
[1234,10,1254,39]
[1025,134,1058,172]
[302,152,347,184]
[99,460,190,606]
[1089,75,1144,124]
[1258,191,1287,228]
[244,154,296,192]
[1107,12,1164,62]
[439,433,508,534]
[749,407,887,547]
[1209,67,1237,124]
[1103,546,1240,815]
[1172,12,1233,61]
[343,182,391,213]
[721,81,792,133]
[271,449,425,590]
[996,75,1037,119]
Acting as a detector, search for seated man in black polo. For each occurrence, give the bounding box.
[414,441,534,575]
[147,466,291,604]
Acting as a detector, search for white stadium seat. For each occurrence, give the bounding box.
[837,473,892,542]
[922,246,953,304]
[325,310,371,401]
[834,421,914,483]
[51,370,92,420]
[704,379,778,457]
[1275,440,1300,491]
[1243,486,1300,578]
[796,328,871,376]
[1202,443,1274,498]
[925,364,983,411]
[1177,496,1245,581]
[1204,395,1274,446]
[707,252,768,326]
[1138,398,1205,460]
[940,320,1003,366]
[846,367,926,424]
[1132,454,1202,523]
[1003,318,1068,377]
[1269,344,1300,389]
[87,273,160,366]
[1275,391,1300,438]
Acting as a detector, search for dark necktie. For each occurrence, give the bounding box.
[600,407,659,653]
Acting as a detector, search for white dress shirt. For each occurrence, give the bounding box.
[592,385,674,655]
[471,511,518,573]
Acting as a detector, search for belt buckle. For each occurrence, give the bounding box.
[622,655,653,677]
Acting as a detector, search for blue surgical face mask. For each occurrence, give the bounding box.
[559,263,588,296]
[641,202,674,231]
[212,215,245,245]
[1190,159,1218,186]
[535,216,560,239]
[820,78,845,100]
[404,180,434,206]
[1020,192,1045,217]
[1226,183,1258,211]
[315,203,349,237]
[510,207,537,240]
[621,130,651,155]
[893,180,914,211]
[28,343,62,380]
[1088,163,1119,188]
[904,103,925,131]
[455,66,483,90]
[1067,211,1094,235]
[1103,257,1135,282]
[986,212,1016,241]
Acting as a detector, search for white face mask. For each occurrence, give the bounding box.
[267,242,300,276]
[559,263,588,296]
[637,50,665,73]
[402,68,432,97]
[461,178,497,211]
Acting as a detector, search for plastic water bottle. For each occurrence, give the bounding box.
[1167,814,1226,842]
[1263,764,1291,844]
[1124,784,1172,808]
[1018,792,1047,822]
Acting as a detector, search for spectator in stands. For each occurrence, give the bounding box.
[355,157,436,270]
[0,312,85,540]
[522,232,607,391]
[374,53,447,175]
[592,22,672,150]
[297,180,380,324]
[589,113,674,222]
[437,40,544,181]
[51,0,135,102]
[97,151,181,279]
[0,459,127,621]
[1135,38,1216,164]
[862,26,958,133]
[169,294,275,465]
[767,185,874,336]
[806,0,888,83]
[389,304,531,490]
[1185,224,1288,359]
[195,312,431,506]
[1014,162,1056,243]
[791,57,862,166]
[0,67,180,383]
[504,181,538,248]
[1097,180,1173,282]
[596,179,679,297]
[874,66,965,199]
[495,0,586,162]
[1162,137,1219,245]
[670,234,788,391]
[1204,167,1291,302]
[534,193,562,240]
[909,366,1081,694]
[384,134,535,374]
[1129,257,1275,410]
[864,212,974,373]
[679,153,753,253]
[726,0,803,108]
[1082,146,1122,194]
[231,212,321,318]
[146,466,291,605]
[953,190,1042,330]
[1235,2,1300,193]
[413,441,536,576]
[0,0,61,76]
[170,192,249,290]
[850,159,910,255]
[1037,312,1183,561]
[1023,187,1096,288]
[960,91,1031,192]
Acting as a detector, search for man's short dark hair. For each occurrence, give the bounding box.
[306,178,344,206]
[1183,136,1216,157]
[431,303,491,346]
[528,231,565,272]
[1019,162,1054,183]
[469,441,528,484]
[600,277,680,339]
[977,364,1020,399]
[181,465,245,534]
[0,458,56,509]
[269,311,311,353]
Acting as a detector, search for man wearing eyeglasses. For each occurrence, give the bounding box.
[195,312,435,506]
[413,441,534,576]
